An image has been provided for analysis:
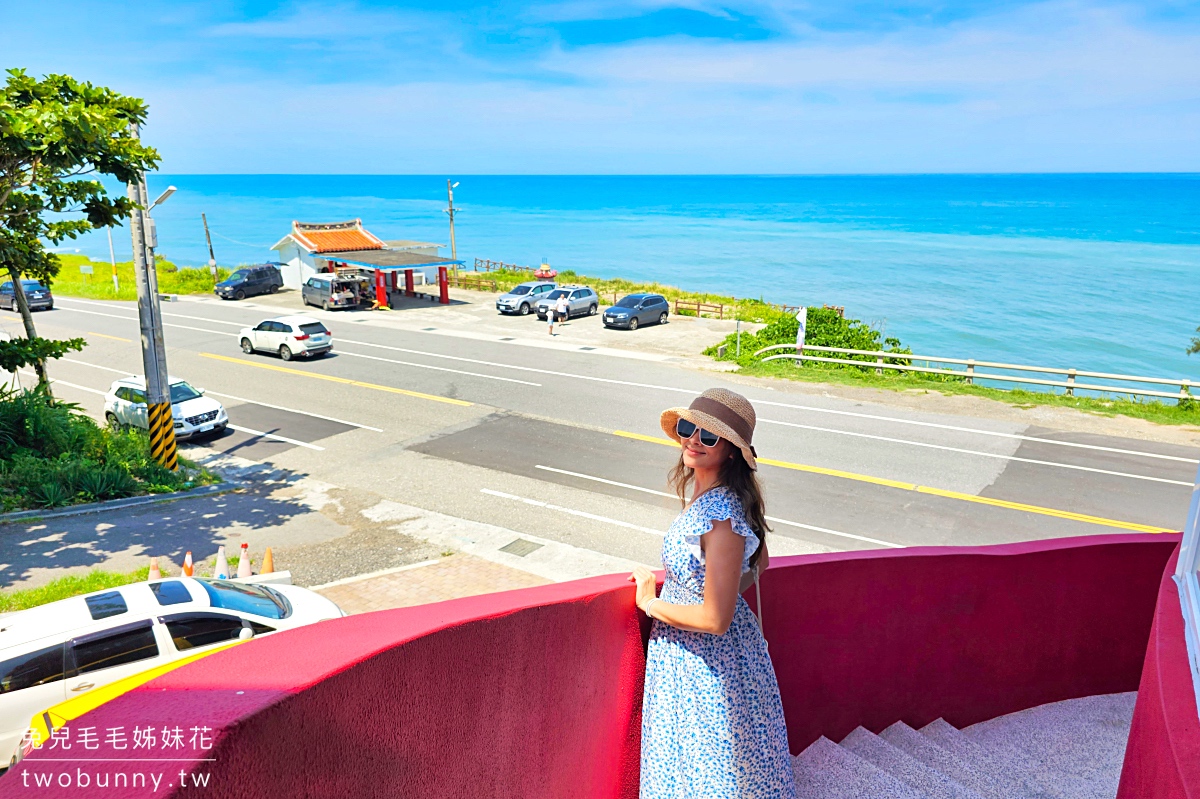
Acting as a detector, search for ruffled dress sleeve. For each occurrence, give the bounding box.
[683,487,761,574]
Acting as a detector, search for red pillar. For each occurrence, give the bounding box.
[438,266,449,305]
[405,269,415,297]
[374,269,387,307]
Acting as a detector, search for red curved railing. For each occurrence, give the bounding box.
[10,534,1183,798]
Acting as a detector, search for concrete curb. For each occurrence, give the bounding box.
[0,482,238,526]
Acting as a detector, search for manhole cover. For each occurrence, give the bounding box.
[422,327,437,331]
[499,337,515,341]
[579,346,596,351]
[499,538,544,557]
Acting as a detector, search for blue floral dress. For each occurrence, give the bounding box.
[640,486,796,799]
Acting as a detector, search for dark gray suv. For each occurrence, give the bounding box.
[215,264,284,300]
[603,293,670,330]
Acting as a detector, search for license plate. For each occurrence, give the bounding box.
[199,424,213,432]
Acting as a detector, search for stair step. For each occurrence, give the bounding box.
[963,693,1137,799]
[880,722,1011,799]
[841,726,986,799]
[792,736,929,799]
[919,719,1053,797]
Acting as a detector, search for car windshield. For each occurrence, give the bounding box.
[197,579,291,619]
[509,285,532,295]
[227,270,248,283]
[169,381,203,404]
[546,289,569,300]
[615,297,643,308]
[300,323,328,335]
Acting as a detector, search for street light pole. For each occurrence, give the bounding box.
[445,179,459,273]
[201,213,218,282]
[126,124,178,471]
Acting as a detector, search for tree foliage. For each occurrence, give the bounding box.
[0,335,84,373]
[0,68,159,285]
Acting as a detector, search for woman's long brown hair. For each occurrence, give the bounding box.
[668,448,771,566]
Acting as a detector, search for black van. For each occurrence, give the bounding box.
[215,264,284,300]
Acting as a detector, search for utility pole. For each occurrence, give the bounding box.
[201,213,217,282]
[106,227,119,293]
[445,179,460,274]
[126,124,178,471]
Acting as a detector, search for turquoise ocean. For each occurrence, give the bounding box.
[64,175,1200,380]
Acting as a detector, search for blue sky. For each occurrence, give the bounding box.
[3,1,1199,172]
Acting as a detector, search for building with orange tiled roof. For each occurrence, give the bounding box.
[271,219,460,289]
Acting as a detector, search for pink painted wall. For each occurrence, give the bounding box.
[1117,547,1200,798]
[8,534,1178,798]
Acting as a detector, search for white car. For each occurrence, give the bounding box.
[0,577,343,767]
[238,316,332,361]
[103,376,228,441]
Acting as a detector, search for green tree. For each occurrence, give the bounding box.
[0,68,158,390]
[1189,326,1200,356]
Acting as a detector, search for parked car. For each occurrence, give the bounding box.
[239,316,332,361]
[0,280,53,312]
[103,376,228,440]
[301,274,365,311]
[495,281,556,315]
[603,293,670,330]
[535,286,599,320]
[214,264,283,300]
[0,577,344,768]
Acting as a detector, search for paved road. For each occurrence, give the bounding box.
[6,292,1196,578]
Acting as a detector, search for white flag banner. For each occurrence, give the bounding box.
[795,307,808,354]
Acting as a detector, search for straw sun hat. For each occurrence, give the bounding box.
[660,388,758,470]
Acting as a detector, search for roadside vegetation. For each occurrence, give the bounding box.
[0,386,215,512]
[51,254,232,301]
[0,566,150,613]
[707,308,1200,427]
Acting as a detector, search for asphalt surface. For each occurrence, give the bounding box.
[5,292,1196,577]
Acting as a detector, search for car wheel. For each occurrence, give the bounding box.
[588,304,598,316]
[240,338,254,354]
[629,317,639,331]
[322,301,330,311]
[519,303,530,315]
[105,412,121,431]
[234,289,246,300]
[658,311,668,325]
[269,285,278,294]
[279,345,293,362]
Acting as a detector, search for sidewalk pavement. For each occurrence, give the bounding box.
[313,553,552,614]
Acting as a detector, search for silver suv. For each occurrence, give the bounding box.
[496,281,557,315]
[536,286,599,320]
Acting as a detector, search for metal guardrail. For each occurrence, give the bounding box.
[754,344,1195,400]
[448,274,498,291]
[474,258,534,273]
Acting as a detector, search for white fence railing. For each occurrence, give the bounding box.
[754,344,1196,401]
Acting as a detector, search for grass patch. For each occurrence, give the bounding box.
[50,254,233,301]
[0,566,150,613]
[734,359,1200,427]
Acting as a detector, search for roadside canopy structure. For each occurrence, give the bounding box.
[270,220,462,292]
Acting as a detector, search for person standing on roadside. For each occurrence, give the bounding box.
[631,387,795,799]
[547,298,558,335]
[555,292,570,329]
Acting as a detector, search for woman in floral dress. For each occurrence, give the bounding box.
[630,388,796,799]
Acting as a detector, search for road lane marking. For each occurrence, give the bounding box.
[611,430,1174,533]
[201,391,383,431]
[55,304,234,337]
[480,488,665,536]
[532,464,903,548]
[759,418,1194,487]
[334,350,541,386]
[199,353,473,407]
[227,425,325,451]
[23,373,105,396]
[87,331,131,342]
[54,301,1195,471]
[61,358,134,375]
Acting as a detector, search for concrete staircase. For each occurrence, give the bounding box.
[792,692,1136,799]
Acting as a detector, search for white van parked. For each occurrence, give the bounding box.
[0,578,343,768]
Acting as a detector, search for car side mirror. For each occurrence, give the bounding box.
[198,388,206,395]
[238,627,254,641]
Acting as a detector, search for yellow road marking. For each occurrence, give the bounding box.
[88,331,131,342]
[200,353,473,407]
[612,430,1172,534]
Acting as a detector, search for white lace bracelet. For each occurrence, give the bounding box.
[644,598,662,619]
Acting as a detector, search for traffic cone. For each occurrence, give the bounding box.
[261,547,275,575]
[237,543,252,578]
[182,551,194,577]
[214,546,230,580]
[148,557,161,581]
